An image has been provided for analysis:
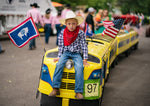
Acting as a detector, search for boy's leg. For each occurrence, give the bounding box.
[72,53,84,93]
[52,51,70,88]
[49,52,70,96]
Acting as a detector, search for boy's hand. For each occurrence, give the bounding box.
[83,59,90,66]
[54,58,59,62]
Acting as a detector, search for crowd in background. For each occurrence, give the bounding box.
[0,2,146,52]
[40,4,113,46]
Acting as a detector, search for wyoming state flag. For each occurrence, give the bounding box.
[7,17,39,48]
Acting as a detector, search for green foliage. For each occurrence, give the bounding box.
[117,0,150,15]
[52,0,150,15]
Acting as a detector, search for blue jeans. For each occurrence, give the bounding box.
[29,38,36,49]
[44,24,51,44]
[29,23,37,49]
[56,24,63,45]
[52,51,84,93]
[0,44,2,52]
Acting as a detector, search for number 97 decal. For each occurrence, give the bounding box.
[85,83,99,97]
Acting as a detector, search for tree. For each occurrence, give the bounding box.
[117,0,150,15]
[52,0,150,15]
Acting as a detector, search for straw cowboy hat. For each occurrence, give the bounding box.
[59,11,84,26]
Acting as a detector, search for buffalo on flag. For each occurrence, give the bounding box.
[84,23,93,37]
[7,17,39,48]
[102,19,125,38]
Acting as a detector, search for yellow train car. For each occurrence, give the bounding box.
[129,30,139,50]
[37,30,139,106]
[117,29,139,57]
[38,37,111,106]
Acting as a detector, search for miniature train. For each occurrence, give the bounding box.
[37,29,139,106]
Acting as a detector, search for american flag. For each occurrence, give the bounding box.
[102,19,125,38]
[103,21,114,28]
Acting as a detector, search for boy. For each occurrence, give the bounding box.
[49,11,89,99]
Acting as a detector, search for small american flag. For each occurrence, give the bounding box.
[103,21,114,28]
[102,19,125,38]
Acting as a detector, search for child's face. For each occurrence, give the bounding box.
[65,18,78,31]
[103,10,108,16]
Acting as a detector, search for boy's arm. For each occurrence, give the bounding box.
[54,30,64,62]
[83,59,89,66]
[54,58,59,62]
[81,31,88,59]
[80,31,89,66]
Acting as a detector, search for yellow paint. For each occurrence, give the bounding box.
[38,30,139,102]
[62,98,69,106]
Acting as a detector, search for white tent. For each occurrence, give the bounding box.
[0,0,57,34]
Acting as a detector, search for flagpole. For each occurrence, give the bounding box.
[38,33,46,52]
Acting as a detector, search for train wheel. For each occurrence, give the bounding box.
[99,97,102,106]
[105,73,110,83]
[133,43,139,50]
[40,94,62,106]
[125,49,130,57]
[111,61,115,68]
[115,56,119,65]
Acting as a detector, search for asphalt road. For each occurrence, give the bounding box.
[101,26,150,106]
[0,26,150,106]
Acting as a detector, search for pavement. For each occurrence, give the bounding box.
[0,34,57,106]
[101,25,150,106]
[0,25,150,106]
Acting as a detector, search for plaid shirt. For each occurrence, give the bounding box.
[58,29,88,59]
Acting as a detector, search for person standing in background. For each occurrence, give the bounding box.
[85,7,95,36]
[42,8,53,44]
[76,9,85,31]
[95,9,109,34]
[0,43,5,54]
[61,4,73,19]
[52,9,64,46]
[95,9,103,23]
[61,4,73,30]
[140,13,145,26]
[27,3,44,50]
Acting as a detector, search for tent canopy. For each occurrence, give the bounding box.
[52,2,63,7]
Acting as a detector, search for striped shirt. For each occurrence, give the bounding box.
[58,29,88,59]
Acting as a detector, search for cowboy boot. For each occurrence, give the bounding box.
[75,93,84,99]
[49,88,60,97]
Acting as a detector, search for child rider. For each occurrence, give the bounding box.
[49,11,89,99]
